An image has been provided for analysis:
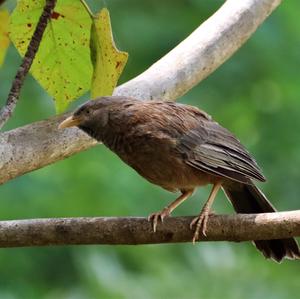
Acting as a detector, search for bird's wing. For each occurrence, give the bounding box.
[122,100,265,184]
[176,116,266,184]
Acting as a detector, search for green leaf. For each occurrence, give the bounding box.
[9,0,93,112]
[0,9,10,67]
[90,8,128,99]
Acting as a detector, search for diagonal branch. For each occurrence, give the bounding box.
[0,0,281,184]
[0,211,299,248]
[0,0,57,129]
[114,0,281,101]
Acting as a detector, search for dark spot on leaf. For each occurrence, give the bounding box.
[116,61,121,69]
[27,23,32,28]
[51,11,61,20]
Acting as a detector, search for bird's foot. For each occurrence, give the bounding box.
[148,208,171,232]
[190,208,212,244]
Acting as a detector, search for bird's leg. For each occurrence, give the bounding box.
[148,189,194,232]
[190,182,222,243]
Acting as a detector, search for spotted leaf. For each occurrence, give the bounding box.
[0,9,10,67]
[9,0,93,112]
[90,8,128,98]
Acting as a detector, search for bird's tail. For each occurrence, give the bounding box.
[223,183,300,262]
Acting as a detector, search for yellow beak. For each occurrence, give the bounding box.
[58,116,81,129]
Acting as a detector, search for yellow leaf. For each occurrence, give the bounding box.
[91,8,128,98]
[0,9,10,66]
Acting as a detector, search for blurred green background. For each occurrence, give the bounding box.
[1,0,300,298]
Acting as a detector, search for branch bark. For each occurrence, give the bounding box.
[0,211,298,248]
[0,0,281,184]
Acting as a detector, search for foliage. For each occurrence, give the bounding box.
[8,0,127,112]
[0,9,9,66]
[91,8,128,98]
[0,0,299,298]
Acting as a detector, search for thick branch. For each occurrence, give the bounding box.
[114,0,281,101]
[0,0,57,129]
[0,211,298,248]
[0,0,281,184]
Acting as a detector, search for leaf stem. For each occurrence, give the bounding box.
[80,0,94,18]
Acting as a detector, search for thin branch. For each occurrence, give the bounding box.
[0,0,281,184]
[0,0,57,129]
[0,211,299,248]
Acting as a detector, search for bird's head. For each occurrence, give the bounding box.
[59,99,108,130]
[58,96,133,140]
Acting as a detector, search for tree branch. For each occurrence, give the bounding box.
[114,0,281,101]
[0,211,298,248]
[0,0,57,129]
[0,0,281,184]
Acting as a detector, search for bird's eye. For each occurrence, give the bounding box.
[85,109,90,115]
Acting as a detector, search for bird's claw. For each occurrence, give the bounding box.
[148,208,170,232]
[190,210,210,244]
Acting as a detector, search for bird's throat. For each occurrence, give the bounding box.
[78,125,103,142]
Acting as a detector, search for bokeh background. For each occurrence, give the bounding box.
[1,0,300,298]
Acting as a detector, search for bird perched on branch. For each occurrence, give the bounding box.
[59,96,300,262]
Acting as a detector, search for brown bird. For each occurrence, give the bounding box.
[59,96,299,262]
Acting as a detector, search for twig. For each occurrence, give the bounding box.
[0,211,299,248]
[0,0,57,129]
